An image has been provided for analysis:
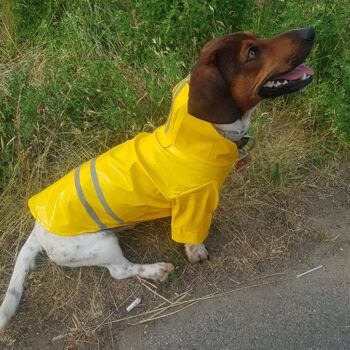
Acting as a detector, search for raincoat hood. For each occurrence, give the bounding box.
[156,76,238,167]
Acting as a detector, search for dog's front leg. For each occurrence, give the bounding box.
[184,243,208,264]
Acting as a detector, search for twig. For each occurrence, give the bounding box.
[130,301,199,325]
[297,265,323,278]
[14,86,22,161]
[108,305,176,325]
[228,277,241,284]
[52,333,69,342]
[152,290,190,311]
[137,276,158,289]
[248,272,286,281]
[146,292,190,319]
[91,311,114,333]
[98,280,276,329]
[140,280,172,305]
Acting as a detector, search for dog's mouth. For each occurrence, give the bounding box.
[258,63,314,98]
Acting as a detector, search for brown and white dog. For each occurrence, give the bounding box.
[0,28,315,330]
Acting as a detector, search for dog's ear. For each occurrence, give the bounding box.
[188,41,242,124]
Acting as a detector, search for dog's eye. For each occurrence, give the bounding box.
[248,47,258,61]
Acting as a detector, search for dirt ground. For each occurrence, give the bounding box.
[0,161,349,349]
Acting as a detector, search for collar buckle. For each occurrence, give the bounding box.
[234,135,255,173]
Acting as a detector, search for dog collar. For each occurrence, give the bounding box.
[216,129,246,142]
[214,128,256,172]
[215,127,253,150]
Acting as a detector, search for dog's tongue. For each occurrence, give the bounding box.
[275,64,314,80]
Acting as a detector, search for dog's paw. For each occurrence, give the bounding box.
[139,262,174,282]
[185,244,208,264]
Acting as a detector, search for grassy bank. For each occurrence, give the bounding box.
[0,0,349,186]
[0,0,349,346]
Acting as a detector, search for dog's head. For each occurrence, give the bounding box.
[189,28,315,124]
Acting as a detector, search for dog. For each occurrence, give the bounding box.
[0,28,315,330]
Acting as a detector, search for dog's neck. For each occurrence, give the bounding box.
[213,107,255,142]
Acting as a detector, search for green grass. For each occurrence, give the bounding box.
[0,0,349,190]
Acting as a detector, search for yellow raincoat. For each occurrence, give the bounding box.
[28,77,238,244]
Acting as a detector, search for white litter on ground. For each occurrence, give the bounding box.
[297,265,323,278]
[126,297,142,312]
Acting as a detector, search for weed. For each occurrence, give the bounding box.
[167,250,186,284]
[0,0,348,188]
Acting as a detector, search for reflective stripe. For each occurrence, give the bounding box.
[90,158,124,225]
[74,165,107,230]
[172,77,187,94]
[164,76,190,133]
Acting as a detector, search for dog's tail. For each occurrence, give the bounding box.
[0,230,42,330]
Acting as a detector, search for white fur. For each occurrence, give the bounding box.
[0,222,174,330]
[184,243,208,264]
[214,108,254,134]
[0,232,41,330]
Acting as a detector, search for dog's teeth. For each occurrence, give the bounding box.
[264,81,274,88]
[275,81,281,87]
[301,73,308,80]
[282,80,288,85]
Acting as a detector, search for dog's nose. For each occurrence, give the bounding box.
[295,27,315,42]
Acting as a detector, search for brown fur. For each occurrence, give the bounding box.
[188,29,314,123]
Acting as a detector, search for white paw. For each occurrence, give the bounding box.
[140,262,174,282]
[185,244,208,264]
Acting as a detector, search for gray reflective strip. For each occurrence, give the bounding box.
[90,158,124,225]
[74,165,107,230]
[164,77,190,134]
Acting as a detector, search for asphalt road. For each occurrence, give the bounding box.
[118,196,350,350]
